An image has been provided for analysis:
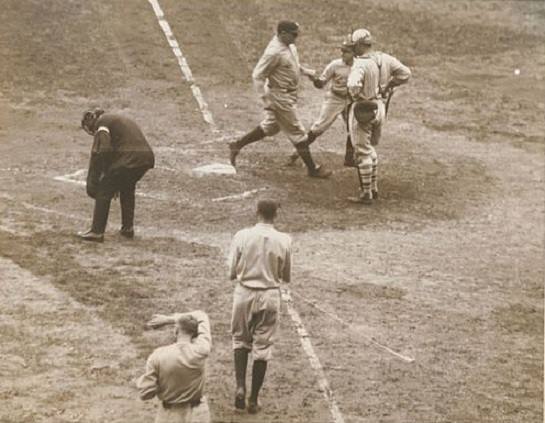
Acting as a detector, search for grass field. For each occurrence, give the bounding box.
[1,1,544,422]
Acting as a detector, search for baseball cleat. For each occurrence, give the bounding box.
[308,165,332,178]
[234,387,246,410]
[77,230,104,242]
[228,142,240,167]
[347,192,373,205]
[247,400,261,414]
[119,228,134,239]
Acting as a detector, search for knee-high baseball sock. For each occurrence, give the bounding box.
[357,159,373,197]
[295,144,317,171]
[371,155,378,193]
[235,126,266,149]
[234,348,249,390]
[91,196,111,234]
[249,360,267,403]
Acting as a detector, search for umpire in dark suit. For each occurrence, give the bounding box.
[78,109,155,242]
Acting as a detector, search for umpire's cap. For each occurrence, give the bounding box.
[277,20,299,34]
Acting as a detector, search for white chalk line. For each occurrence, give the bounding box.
[147,0,216,131]
[211,188,267,202]
[290,290,415,363]
[281,288,346,423]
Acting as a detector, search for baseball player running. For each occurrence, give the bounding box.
[228,200,292,414]
[228,20,332,178]
[78,109,155,241]
[346,29,411,204]
[286,39,356,167]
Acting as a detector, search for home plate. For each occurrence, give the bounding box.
[192,163,236,177]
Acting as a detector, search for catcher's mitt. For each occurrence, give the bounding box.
[353,100,378,125]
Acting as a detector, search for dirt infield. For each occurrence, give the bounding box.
[1,1,544,422]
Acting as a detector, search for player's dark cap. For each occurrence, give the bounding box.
[277,20,299,35]
[257,199,279,220]
[176,315,199,338]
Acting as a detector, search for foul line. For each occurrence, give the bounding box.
[290,290,415,363]
[282,288,346,423]
[147,0,217,131]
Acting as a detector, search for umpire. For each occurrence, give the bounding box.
[78,109,154,242]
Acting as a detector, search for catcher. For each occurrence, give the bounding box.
[346,29,411,204]
[78,109,154,241]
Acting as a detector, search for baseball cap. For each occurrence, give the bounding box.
[340,41,355,52]
[277,20,299,34]
[352,28,373,45]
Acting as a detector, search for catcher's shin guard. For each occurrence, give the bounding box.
[356,157,373,197]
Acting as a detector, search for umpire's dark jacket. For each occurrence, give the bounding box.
[87,114,155,196]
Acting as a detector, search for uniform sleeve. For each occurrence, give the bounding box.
[228,231,243,281]
[252,52,280,84]
[190,310,212,357]
[319,60,336,84]
[137,354,159,401]
[384,54,411,87]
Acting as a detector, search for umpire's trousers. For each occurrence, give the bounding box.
[91,167,149,234]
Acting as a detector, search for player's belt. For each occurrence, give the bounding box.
[162,398,201,409]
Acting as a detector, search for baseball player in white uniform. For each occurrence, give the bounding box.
[228,200,292,414]
[346,29,411,204]
[228,20,331,178]
[286,40,356,167]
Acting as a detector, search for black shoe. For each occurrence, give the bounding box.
[247,400,260,414]
[228,142,240,167]
[347,192,373,205]
[308,165,332,179]
[372,190,378,200]
[119,228,134,239]
[234,387,246,410]
[77,230,104,242]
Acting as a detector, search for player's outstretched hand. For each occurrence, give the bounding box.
[146,314,173,329]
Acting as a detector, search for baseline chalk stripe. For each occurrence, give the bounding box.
[147,0,216,130]
[212,188,267,202]
[282,288,346,423]
[291,290,415,363]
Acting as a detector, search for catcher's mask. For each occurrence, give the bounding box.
[353,100,378,125]
[81,108,105,135]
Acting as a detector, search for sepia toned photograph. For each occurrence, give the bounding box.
[1,1,543,422]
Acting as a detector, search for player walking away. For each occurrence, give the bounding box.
[78,109,154,241]
[228,20,332,179]
[286,39,357,167]
[346,29,411,204]
[228,200,292,414]
[137,310,212,423]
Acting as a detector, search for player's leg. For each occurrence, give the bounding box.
[342,105,355,167]
[277,104,331,178]
[369,103,385,198]
[119,167,148,238]
[231,285,255,410]
[229,110,279,166]
[247,289,280,414]
[347,105,375,204]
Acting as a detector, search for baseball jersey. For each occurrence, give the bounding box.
[252,36,301,92]
[347,54,381,101]
[317,58,351,98]
[137,311,211,405]
[229,223,292,289]
[92,114,155,172]
[371,52,411,94]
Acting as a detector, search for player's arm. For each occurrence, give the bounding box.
[281,237,292,283]
[86,128,112,198]
[228,231,243,281]
[191,310,212,357]
[252,53,279,109]
[136,354,159,401]
[384,55,411,91]
[312,61,335,89]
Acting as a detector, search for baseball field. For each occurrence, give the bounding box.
[1,1,544,422]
